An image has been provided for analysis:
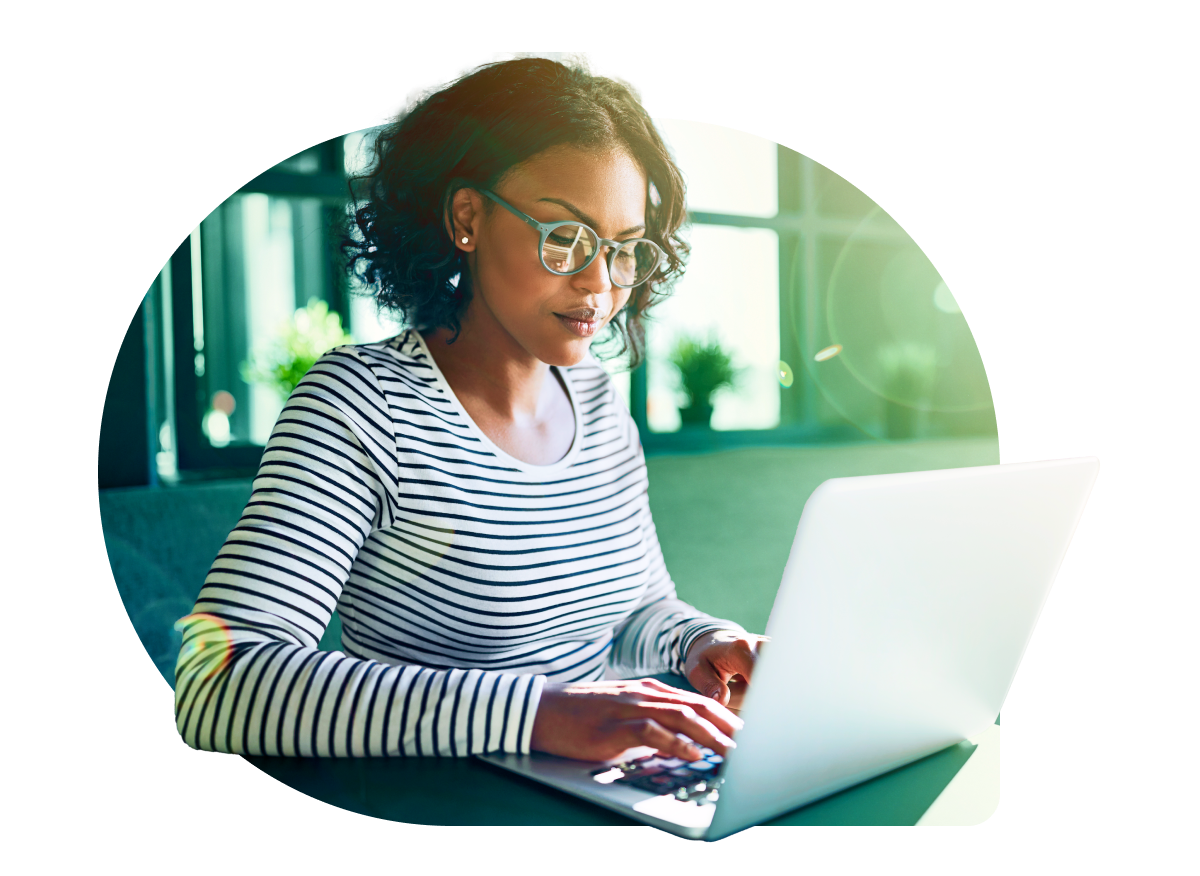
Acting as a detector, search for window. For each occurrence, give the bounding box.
[121,120,995,485]
[142,133,401,481]
[639,118,996,452]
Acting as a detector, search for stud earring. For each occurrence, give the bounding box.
[461,236,469,244]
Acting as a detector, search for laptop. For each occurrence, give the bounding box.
[478,457,1099,839]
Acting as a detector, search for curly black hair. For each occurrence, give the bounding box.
[342,56,688,366]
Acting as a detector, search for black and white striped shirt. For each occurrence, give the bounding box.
[175,330,740,758]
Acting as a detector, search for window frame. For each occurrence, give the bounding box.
[160,137,352,480]
[151,136,934,482]
[637,145,906,454]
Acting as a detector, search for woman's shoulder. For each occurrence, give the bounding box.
[297,330,449,414]
[305,330,433,384]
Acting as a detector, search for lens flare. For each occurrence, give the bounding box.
[384,523,458,583]
[174,613,233,681]
[814,344,843,362]
[777,360,794,387]
[932,281,961,314]
[783,173,995,441]
[419,525,457,567]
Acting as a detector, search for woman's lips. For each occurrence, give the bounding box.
[555,314,600,337]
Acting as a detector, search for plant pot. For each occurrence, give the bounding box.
[678,401,714,428]
[884,400,928,440]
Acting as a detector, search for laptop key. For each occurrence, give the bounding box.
[615,766,665,784]
[674,776,723,804]
[629,774,689,793]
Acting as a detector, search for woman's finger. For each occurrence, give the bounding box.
[670,692,742,736]
[629,719,704,762]
[640,702,737,756]
[638,677,681,694]
[716,640,759,682]
[627,680,743,736]
[709,636,766,710]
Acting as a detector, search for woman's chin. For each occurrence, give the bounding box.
[548,343,595,368]
[529,335,595,368]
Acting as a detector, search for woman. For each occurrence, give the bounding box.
[175,57,761,766]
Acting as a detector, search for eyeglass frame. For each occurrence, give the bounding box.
[478,189,665,288]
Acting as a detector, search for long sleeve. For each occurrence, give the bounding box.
[607,483,744,679]
[173,347,544,757]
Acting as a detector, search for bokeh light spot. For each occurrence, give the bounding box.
[777,360,794,387]
[203,409,231,447]
[933,281,961,314]
[814,344,843,363]
[211,390,236,415]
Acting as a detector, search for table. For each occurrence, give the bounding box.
[244,675,1001,832]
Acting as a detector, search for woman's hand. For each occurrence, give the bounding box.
[684,630,767,711]
[529,678,743,763]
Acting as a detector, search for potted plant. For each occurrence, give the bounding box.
[876,341,937,439]
[241,298,354,399]
[669,333,738,428]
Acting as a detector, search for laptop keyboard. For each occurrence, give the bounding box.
[590,749,725,805]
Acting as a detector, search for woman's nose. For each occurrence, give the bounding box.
[572,247,613,294]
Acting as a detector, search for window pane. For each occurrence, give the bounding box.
[655,118,778,217]
[243,194,297,444]
[275,149,321,174]
[348,290,404,344]
[198,193,346,448]
[594,347,632,413]
[343,127,380,177]
[798,208,995,440]
[343,129,404,344]
[647,225,780,432]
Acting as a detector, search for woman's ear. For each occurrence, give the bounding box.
[448,188,483,253]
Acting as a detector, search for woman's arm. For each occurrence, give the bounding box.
[173,346,544,757]
[607,498,746,679]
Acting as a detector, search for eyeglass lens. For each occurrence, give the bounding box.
[541,225,659,287]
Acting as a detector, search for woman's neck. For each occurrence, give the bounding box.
[423,319,552,422]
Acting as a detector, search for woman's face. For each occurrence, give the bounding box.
[456,145,648,368]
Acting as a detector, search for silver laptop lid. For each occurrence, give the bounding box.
[708,457,1098,838]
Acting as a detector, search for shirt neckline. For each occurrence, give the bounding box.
[408,330,584,476]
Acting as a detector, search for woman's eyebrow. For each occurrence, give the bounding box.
[537,197,646,237]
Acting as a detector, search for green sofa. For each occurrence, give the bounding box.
[100,437,998,688]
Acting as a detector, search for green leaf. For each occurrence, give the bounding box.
[668,333,739,406]
[240,299,355,399]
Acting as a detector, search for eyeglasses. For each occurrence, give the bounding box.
[480,189,665,288]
